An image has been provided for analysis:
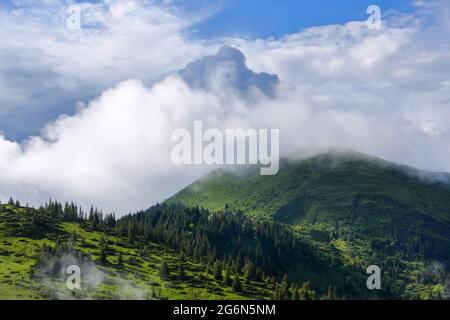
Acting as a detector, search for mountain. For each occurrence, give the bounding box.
[166,151,450,255]
[166,151,450,298]
[0,199,366,300]
[2,151,450,300]
[0,202,276,300]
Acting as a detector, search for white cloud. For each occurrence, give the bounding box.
[0,0,214,138]
[0,0,450,214]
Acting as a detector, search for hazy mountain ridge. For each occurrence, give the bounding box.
[1,151,450,300]
[166,151,450,260]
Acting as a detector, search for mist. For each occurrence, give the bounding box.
[0,1,450,215]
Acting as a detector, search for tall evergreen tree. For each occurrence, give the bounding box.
[244,260,255,283]
[177,255,186,280]
[299,281,316,300]
[213,261,223,281]
[232,274,242,292]
[99,245,107,265]
[160,260,171,280]
[117,252,124,267]
[224,265,232,286]
[278,274,291,300]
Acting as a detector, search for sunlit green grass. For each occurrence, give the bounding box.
[0,205,273,300]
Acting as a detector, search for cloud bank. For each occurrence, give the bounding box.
[0,0,450,214]
[0,0,213,139]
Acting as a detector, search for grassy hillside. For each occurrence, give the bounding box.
[0,203,273,300]
[1,201,363,300]
[166,151,450,249]
[166,151,450,298]
[2,151,449,299]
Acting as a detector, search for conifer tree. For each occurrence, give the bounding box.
[99,245,107,265]
[299,281,316,300]
[177,255,186,280]
[272,284,280,300]
[213,261,223,281]
[279,274,290,300]
[117,252,124,267]
[232,274,242,292]
[292,284,300,300]
[224,265,232,286]
[160,260,171,280]
[244,260,255,283]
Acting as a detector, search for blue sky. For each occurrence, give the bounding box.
[0,0,419,141]
[1,0,450,212]
[186,0,416,39]
[2,0,418,40]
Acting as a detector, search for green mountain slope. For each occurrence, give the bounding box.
[0,203,274,300]
[166,151,450,255]
[1,201,361,300]
[2,151,450,299]
[165,151,450,298]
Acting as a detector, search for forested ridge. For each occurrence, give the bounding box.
[0,198,346,300]
[3,149,450,301]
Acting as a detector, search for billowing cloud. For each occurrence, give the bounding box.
[0,0,450,214]
[179,46,279,97]
[0,0,213,139]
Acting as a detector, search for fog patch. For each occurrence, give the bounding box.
[33,245,152,300]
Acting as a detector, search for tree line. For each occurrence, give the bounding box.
[3,198,340,298]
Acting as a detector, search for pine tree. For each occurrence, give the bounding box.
[99,246,107,265]
[292,284,300,300]
[213,261,223,281]
[127,220,136,243]
[224,265,232,286]
[272,284,280,300]
[232,274,242,292]
[299,281,316,300]
[160,260,171,280]
[244,261,255,283]
[88,205,94,221]
[177,256,186,280]
[331,287,337,300]
[117,252,124,267]
[279,274,290,300]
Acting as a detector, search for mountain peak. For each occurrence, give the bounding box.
[166,151,450,253]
